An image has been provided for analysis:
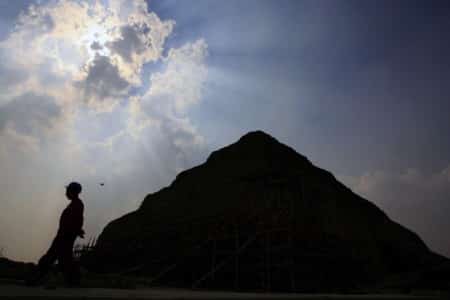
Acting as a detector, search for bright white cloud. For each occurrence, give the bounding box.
[0,0,208,262]
[145,39,208,114]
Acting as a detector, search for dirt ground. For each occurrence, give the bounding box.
[0,283,446,300]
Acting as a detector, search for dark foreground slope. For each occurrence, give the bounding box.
[0,258,35,281]
[90,131,447,291]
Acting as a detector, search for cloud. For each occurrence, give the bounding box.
[76,55,130,110]
[0,58,28,97]
[90,41,103,51]
[143,39,208,115]
[105,1,175,85]
[0,0,174,107]
[0,0,209,262]
[339,166,450,258]
[0,92,61,136]
[108,25,147,63]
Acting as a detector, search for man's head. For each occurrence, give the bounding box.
[66,182,82,200]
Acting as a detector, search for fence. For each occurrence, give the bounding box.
[73,237,97,261]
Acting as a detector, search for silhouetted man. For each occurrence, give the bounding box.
[27,182,85,286]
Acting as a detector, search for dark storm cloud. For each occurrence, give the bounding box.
[107,24,149,62]
[76,55,130,101]
[0,92,61,135]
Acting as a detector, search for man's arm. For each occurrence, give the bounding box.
[59,202,84,238]
[75,205,84,238]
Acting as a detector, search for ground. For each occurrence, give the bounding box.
[0,284,446,300]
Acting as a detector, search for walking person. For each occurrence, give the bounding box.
[27,182,85,287]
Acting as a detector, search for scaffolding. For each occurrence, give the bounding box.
[81,172,390,292]
[125,174,305,292]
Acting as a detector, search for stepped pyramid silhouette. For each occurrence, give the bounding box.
[90,131,446,292]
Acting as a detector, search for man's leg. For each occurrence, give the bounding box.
[58,236,80,287]
[26,237,59,286]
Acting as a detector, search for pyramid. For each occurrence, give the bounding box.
[89,131,446,291]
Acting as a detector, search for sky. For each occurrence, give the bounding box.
[0,0,449,262]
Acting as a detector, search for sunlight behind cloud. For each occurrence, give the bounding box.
[0,0,208,262]
[81,23,112,59]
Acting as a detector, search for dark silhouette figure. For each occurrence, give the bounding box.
[27,182,85,287]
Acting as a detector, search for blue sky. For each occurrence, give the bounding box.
[149,0,450,174]
[0,0,449,261]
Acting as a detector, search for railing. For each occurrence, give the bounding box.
[73,237,97,260]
